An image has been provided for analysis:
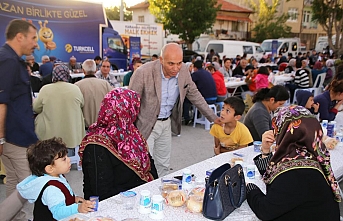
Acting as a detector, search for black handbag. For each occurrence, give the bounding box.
[202,163,246,220]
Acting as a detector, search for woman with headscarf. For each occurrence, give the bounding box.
[312,61,327,83]
[247,105,341,221]
[324,59,335,86]
[33,65,85,149]
[79,88,158,201]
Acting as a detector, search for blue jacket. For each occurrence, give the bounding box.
[17,174,78,220]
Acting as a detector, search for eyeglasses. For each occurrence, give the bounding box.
[102,66,110,68]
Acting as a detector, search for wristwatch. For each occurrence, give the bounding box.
[0,138,6,145]
[260,146,271,156]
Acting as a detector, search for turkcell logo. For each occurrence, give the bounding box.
[65,44,72,53]
[65,44,94,53]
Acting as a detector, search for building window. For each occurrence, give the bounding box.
[303,10,311,23]
[138,16,144,23]
[232,21,239,32]
[288,8,298,22]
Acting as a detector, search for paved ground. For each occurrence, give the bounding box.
[1,124,342,219]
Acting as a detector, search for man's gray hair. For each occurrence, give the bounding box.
[82,59,96,75]
[41,55,49,61]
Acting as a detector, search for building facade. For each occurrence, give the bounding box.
[229,0,328,50]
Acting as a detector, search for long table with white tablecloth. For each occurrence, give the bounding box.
[71,143,343,221]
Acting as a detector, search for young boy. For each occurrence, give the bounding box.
[210,97,253,155]
[295,90,320,114]
[17,138,94,221]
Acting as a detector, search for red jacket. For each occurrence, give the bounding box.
[212,71,227,96]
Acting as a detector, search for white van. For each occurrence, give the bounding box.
[261,38,300,57]
[204,40,264,61]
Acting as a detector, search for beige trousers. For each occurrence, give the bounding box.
[147,118,172,177]
[1,142,31,221]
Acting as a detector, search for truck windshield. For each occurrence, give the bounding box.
[108,37,126,54]
[261,41,282,52]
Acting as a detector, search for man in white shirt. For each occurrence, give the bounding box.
[95,60,117,87]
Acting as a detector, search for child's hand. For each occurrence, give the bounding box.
[77,200,95,213]
[214,146,220,155]
[75,196,85,204]
[312,102,319,113]
[334,100,343,110]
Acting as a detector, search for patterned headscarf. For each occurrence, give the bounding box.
[52,64,70,83]
[79,88,154,182]
[264,105,341,202]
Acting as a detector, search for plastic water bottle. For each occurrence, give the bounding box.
[182,168,193,191]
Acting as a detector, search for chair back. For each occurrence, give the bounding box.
[313,72,326,88]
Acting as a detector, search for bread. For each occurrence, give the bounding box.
[230,157,243,164]
[165,190,187,207]
[190,187,205,198]
[186,195,203,213]
[323,136,338,150]
[161,183,179,198]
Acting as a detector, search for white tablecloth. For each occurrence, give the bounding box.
[76,144,343,221]
[273,74,294,85]
[70,71,129,79]
[225,80,246,88]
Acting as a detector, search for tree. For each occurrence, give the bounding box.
[312,0,343,55]
[105,5,132,21]
[148,0,221,49]
[247,0,291,43]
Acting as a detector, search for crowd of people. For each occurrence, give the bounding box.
[0,19,343,220]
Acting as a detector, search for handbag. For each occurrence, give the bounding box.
[202,163,246,220]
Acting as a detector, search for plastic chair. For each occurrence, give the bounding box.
[215,101,224,116]
[193,104,217,130]
[69,146,82,171]
[312,72,326,96]
[293,88,316,104]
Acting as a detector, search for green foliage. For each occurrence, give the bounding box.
[247,0,291,42]
[148,0,221,49]
[105,5,132,21]
[312,0,343,55]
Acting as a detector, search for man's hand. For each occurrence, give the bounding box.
[77,200,95,213]
[0,144,3,156]
[213,117,222,125]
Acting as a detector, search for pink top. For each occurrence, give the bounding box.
[255,74,269,90]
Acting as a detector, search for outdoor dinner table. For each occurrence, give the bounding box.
[65,142,343,221]
[69,71,129,79]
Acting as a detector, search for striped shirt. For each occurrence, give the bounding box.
[294,69,310,88]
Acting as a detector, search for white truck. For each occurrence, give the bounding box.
[261,38,301,57]
[110,21,164,60]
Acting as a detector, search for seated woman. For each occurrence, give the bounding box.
[314,79,343,121]
[247,105,340,221]
[79,88,158,201]
[243,85,289,141]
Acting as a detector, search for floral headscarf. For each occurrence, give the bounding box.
[79,88,154,182]
[52,64,70,83]
[264,105,341,202]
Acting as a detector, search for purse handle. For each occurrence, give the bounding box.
[226,165,245,208]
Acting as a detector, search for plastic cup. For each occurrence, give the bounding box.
[253,141,262,152]
[89,196,99,211]
[138,190,151,214]
[120,191,137,210]
[246,165,255,179]
[149,195,164,220]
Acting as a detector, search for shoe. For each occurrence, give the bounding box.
[184,119,193,125]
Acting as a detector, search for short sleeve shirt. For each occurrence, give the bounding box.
[210,122,253,148]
